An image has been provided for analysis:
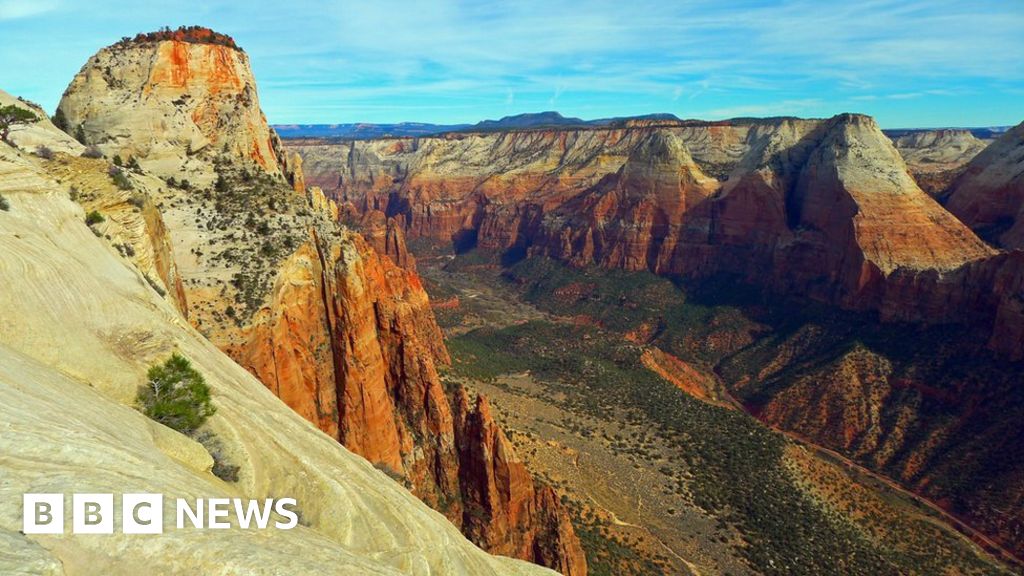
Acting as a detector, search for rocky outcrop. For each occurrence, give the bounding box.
[0,98,551,576]
[454,388,588,576]
[56,30,584,574]
[359,210,418,270]
[535,131,718,274]
[891,129,990,196]
[944,121,1024,248]
[57,29,290,185]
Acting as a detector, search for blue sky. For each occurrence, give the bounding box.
[1,0,1022,127]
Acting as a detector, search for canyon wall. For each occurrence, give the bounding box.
[55,31,584,575]
[0,85,552,576]
[890,129,990,195]
[944,122,1024,249]
[289,115,1023,360]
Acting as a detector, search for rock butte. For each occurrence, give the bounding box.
[46,29,586,575]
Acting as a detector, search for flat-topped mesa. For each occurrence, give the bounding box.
[944,121,1024,249]
[57,27,290,185]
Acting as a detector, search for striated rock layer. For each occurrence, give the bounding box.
[57,30,295,186]
[890,129,990,196]
[0,93,551,576]
[56,31,585,575]
[292,114,1021,359]
[944,121,1024,249]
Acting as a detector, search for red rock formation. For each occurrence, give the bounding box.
[60,29,585,574]
[453,387,588,576]
[944,121,1024,248]
[358,210,417,270]
[223,227,584,574]
[301,114,1017,357]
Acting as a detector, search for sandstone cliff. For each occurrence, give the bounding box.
[0,98,551,576]
[54,30,585,575]
[891,129,990,196]
[944,121,1024,248]
[57,29,292,185]
[301,115,1013,356]
[454,388,588,576]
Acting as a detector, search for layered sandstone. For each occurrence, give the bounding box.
[454,388,588,576]
[295,115,1016,357]
[55,31,585,575]
[891,129,990,195]
[0,103,550,576]
[57,29,292,185]
[944,122,1024,248]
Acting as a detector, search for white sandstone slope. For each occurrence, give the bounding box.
[0,126,551,575]
[0,90,84,155]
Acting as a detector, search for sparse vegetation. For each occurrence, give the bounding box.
[51,108,68,132]
[115,26,240,50]
[439,251,1015,576]
[108,165,133,190]
[34,145,54,160]
[81,145,103,159]
[85,210,105,226]
[137,355,239,482]
[0,104,39,145]
[137,354,216,435]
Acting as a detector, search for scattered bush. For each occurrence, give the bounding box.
[108,165,133,190]
[85,210,105,226]
[81,145,103,159]
[112,154,123,167]
[193,430,240,482]
[34,145,54,160]
[137,354,216,435]
[128,193,146,209]
[51,108,68,132]
[0,104,39,145]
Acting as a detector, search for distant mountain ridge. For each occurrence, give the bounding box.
[277,113,1010,141]
[274,111,684,139]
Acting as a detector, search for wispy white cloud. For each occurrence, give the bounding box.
[0,0,58,20]
[0,0,1020,126]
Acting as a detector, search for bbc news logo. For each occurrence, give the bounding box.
[23,494,299,534]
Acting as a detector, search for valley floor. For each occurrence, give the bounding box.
[417,248,1021,576]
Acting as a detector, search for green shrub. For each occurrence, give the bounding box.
[137,354,216,435]
[108,166,133,190]
[85,210,105,226]
[0,195,9,211]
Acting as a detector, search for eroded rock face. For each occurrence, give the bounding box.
[454,388,588,576]
[297,114,1020,358]
[57,33,291,185]
[891,129,990,196]
[57,30,584,575]
[0,91,552,576]
[944,122,1024,248]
